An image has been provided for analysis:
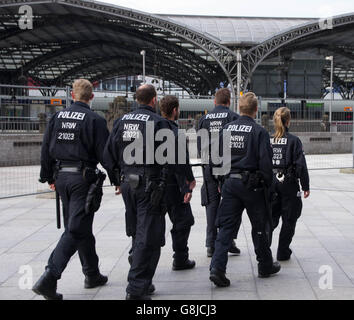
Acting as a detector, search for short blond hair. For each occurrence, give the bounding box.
[72,79,93,102]
[239,92,258,115]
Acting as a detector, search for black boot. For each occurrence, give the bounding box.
[172,259,196,271]
[258,262,281,278]
[84,273,108,289]
[32,269,63,300]
[126,293,152,300]
[229,240,241,256]
[147,283,155,295]
[277,248,292,261]
[209,268,230,287]
[207,247,215,258]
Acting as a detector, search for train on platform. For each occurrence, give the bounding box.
[0,94,353,122]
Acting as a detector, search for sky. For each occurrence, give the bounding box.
[99,0,354,18]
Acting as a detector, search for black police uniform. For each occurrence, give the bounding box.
[103,104,170,299]
[198,105,241,251]
[38,101,110,286]
[165,119,195,268]
[271,128,310,260]
[210,115,278,279]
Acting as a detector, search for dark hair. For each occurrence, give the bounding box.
[136,84,157,105]
[159,95,179,117]
[215,88,231,106]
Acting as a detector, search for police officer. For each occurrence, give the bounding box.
[271,107,310,261]
[103,84,170,300]
[209,92,281,287]
[33,79,110,300]
[159,95,196,270]
[198,88,241,257]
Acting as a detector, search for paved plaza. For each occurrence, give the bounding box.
[1,167,354,300]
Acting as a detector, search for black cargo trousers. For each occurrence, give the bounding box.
[211,178,273,273]
[272,178,303,257]
[202,170,241,248]
[167,203,194,264]
[121,179,166,296]
[47,172,99,279]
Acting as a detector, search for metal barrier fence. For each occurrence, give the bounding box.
[0,117,43,133]
[1,84,354,199]
[1,154,353,199]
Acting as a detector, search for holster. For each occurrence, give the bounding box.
[124,174,141,190]
[201,183,209,207]
[83,167,97,184]
[85,170,106,215]
[145,178,167,216]
[239,171,262,190]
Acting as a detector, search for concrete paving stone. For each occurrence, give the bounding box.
[340,265,354,280]
[0,252,38,283]
[32,293,96,300]
[57,283,101,296]
[1,261,45,287]
[154,294,213,300]
[0,287,36,300]
[93,286,127,300]
[318,238,352,251]
[0,207,32,218]
[211,290,258,300]
[291,239,323,248]
[32,244,60,262]
[0,226,40,247]
[105,269,129,287]
[95,258,120,273]
[153,281,213,296]
[24,231,60,243]
[155,266,210,283]
[2,167,354,300]
[306,271,354,288]
[313,287,354,300]
[257,285,317,300]
[297,260,343,274]
[307,227,348,238]
[292,247,333,260]
[7,240,54,254]
[329,252,354,265]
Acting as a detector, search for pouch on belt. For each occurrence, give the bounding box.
[126,174,141,189]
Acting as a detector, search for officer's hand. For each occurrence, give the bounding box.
[304,190,310,199]
[49,184,55,191]
[184,193,192,203]
[188,180,196,191]
[115,186,122,195]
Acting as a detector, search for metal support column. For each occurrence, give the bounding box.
[236,49,242,113]
[65,86,70,109]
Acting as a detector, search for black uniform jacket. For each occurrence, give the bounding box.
[40,101,110,183]
[270,128,310,191]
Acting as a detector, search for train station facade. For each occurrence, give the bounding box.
[0,0,353,99]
